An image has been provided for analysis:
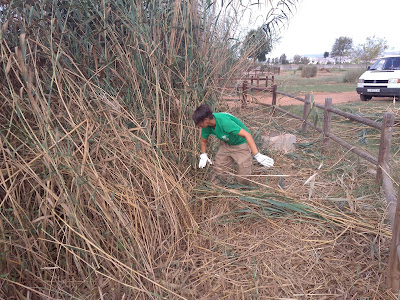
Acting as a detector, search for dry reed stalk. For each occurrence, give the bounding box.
[0,0,342,298]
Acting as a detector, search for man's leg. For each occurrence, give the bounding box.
[231,143,252,185]
[211,141,235,184]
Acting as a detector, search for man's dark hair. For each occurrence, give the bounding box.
[192,104,214,125]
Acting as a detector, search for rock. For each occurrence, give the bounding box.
[262,133,296,153]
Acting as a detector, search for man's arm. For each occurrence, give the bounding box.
[237,129,258,155]
[238,128,274,167]
[200,137,208,154]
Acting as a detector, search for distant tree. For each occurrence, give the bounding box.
[242,27,272,62]
[331,36,353,69]
[267,58,271,65]
[352,36,388,69]
[300,56,310,65]
[323,51,329,58]
[274,57,279,64]
[293,54,301,64]
[280,53,288,64]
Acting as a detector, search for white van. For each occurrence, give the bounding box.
[356,55,400,101]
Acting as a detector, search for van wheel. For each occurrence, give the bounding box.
[360,95,371,101]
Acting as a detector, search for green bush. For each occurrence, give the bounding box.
[343,68,366,83]
[301,65,318,78]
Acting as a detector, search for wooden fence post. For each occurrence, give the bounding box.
[242,81,248,108]
[376,112,395,184]
[322,98,333,152]
[266,75,269,87]
[272,74,275,86]
[250,76,254,85]
[272,84,277,106]
[256,75,259,87]
[271,84,277,115]
[387,186,400,291]
[301,94,312,133]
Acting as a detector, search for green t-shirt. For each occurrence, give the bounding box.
[201,113,250,145]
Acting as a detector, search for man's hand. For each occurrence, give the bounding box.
[254,153,274,167]
[199,153,212,168]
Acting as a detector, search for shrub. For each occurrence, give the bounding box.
[343,68,366,83]
[301,65,318,78]
[319,67,330,73]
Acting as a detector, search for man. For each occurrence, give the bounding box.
[192,104,274,185]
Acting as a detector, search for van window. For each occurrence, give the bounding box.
[370,57,400,70]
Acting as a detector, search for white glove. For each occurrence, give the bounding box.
[254,153,274,167]
[198,153,212,168]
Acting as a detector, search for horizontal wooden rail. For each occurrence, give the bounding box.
[277,91,308,103]
[326,132,378,165]
[327,107,382,129]
[278,91,382,129]
[219,77,274,81]
[260,103,323,133]
[218,75,275,92]
[249,87,272,92]
[218,85,272,92]
[218,85,242,89]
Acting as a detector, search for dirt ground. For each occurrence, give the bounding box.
[222,89,397,107]
[274,91,360,106]
[271,92,397,106]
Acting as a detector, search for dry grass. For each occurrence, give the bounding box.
[177,104,398,299]
[1,0,399,299]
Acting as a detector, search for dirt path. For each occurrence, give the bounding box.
[255,91,397,106]
[224,90,396,106]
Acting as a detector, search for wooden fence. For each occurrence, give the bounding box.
[218,75,274,89]
[245,66,281,76]
[261,84,399,291]
[217,76,274,106]
[219,80,399,290]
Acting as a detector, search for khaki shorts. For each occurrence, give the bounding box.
[212,141,252,185]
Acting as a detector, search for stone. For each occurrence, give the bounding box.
[262,133,296,153]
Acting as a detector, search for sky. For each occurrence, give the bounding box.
[243,0,400,59]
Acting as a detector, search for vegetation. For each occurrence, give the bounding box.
[331,36,353,69]
[0,0,301,298]
[342,68,365,83]
[275,68,357,94]
[301,65,317,78]
[352,36,389,68]
[300,56,310,64]
[279,53,288,64]
[242,27,273,62]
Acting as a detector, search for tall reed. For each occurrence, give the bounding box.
[0,0,296,297]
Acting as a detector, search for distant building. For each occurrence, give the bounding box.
[308,57,336,65]
[334,56,353,64]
